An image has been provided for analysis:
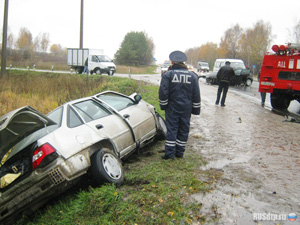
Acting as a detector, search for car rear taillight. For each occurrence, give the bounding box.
[32,143,58,170]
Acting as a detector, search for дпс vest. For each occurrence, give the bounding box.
[159,66,201,115]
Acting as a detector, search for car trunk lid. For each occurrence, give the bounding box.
[0,106,56,161]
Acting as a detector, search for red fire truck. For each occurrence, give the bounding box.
[259,43,300,109]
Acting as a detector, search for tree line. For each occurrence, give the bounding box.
[2,27,66,59]
[185,20,300,74]
[1,19,300,72]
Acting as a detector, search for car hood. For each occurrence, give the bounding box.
[0,106,56,160]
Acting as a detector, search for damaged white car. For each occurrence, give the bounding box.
[0,91,166,224]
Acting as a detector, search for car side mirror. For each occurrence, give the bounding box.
[134,94,142,104]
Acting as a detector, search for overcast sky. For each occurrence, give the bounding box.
[1,0,300,63]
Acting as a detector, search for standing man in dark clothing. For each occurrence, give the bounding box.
[258,71,266,107]
[159,51,201,160]
[82,58,88,74]
[215,61,235,107]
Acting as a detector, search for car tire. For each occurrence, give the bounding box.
[156,113,167,140]
[95,69,102,75]
[245,78,253,86]
[90,148,124,186]
[75,67,83,74]
[270,93,290,110]
[107,70,114,76]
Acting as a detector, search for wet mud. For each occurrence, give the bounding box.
[188,81,300,225]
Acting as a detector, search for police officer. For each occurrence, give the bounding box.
[215,61,235,107]
[159,51,201,160]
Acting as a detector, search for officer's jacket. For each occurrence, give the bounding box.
[216,65,235,82]
[159,65,201,115]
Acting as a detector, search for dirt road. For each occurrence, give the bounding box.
[120,73,299,225]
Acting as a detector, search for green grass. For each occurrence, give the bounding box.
[1,71,221,224]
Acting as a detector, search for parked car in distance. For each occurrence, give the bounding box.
[0,91,166,224]
[197,61,210,73]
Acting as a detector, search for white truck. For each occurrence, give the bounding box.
[67,48,116,75]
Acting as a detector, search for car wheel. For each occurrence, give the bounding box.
[270,93,290,110]
[95,69,102,75]
[246,78,253,86]
[75,67,83,74]
[156,113,167,140]
[107,70,114,76]
[90,148,124,186]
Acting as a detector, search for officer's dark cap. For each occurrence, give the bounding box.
[169,51,187,62]
[225,61,231,65]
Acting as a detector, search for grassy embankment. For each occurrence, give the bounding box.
[0,70,221,224]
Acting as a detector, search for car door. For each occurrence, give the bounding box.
[95,92,156,144]
[72,99,136,156]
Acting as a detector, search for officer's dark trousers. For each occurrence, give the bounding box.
[216,81,230,106]
[165,109,191,158]
[260,92,266,105]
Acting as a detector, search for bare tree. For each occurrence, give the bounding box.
[219,24,243,58]
[185,42,219,69]
[7,32,14,54]
[185,47,199,66]
[33,33,41,52]
[290,19,300,43]
[41,32,50,52]
[239,20,272,71]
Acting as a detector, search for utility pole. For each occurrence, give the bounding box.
[1,0,9,76]
[79,0,84,48]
